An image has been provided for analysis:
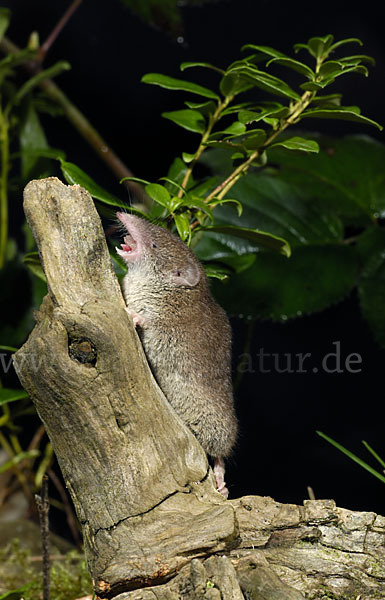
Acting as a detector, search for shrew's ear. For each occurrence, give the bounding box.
[169,260,201,287]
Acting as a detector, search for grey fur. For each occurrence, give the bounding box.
[117,213,237,459]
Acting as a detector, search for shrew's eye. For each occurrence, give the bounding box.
[152,242,157,248]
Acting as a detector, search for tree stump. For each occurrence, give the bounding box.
[13,178,385,600]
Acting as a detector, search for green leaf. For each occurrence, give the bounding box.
[209,197,243,216]
[162,109,206,133]
[226,56,262,71]
[185,100,216,116]
[295,36,365,66]
[306,35,335,60]
[212,244,359,320]
[300,81,328,92]
[328,37,363,53]
[241,44,287,59]
[203,264,231,280]
[219,252,257,274]
[110,247,128,278]
[221,121,246,135]
[362,440,385,470]
[358,227,385,348]
[242,129,267,149]
[321,63,369,82]
[318,60,345,77]
[0,48,35,84]
[13,61,71,105]
[159,176,186,195]
[0,7,10,41]
[0,260,36,348]
[220,72,254,97]
[181,195,214,220]
[190,176,218,197]
[194,231,262,266]
[141,72,220,100]
[311,93,342,107]
[180,61,224,75]
[316,431,385,485]
[226,65,300,100]
[270,137,319,153]
[201,151,344,246]
[121,175,151,186]
[174,212,191,242]
[238,106,289,124]
[0,388,29,406]
[201,252,257,279]
[267,57,315,79]
[0,583,33,600]
[168,195,184,212]
[356,226,385,264]
[338,54,375,66]
[301,108,382,130]
[238,109,262,124]
[19,98,50,179]
[23,251,46,282]
[0,450,40,474]
[145,183,171,207]
[222,101,258,116]
[18,147,66,161]
[209,123,249,142]
[0,345,18,351]
[202,225,291,257]
[164,157,189,195]
[59,160,125,206]
[182,151,195,163]
[268,135,385,223]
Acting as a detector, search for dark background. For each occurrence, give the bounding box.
[2,0,385,517]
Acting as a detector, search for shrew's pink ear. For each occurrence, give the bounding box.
[170,261,201,287]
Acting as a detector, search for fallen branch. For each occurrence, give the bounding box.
[13,178,385,599]
[13,178,236,598]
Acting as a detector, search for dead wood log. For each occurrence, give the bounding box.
[13,178,385,600]
[114,496,385,600]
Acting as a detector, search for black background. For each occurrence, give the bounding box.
[2,0,385,518]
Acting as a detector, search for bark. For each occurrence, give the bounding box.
[115,495,385,600]
[13,178,385,600]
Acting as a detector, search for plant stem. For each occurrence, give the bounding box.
[0,428,35,502]
[0,36,142,197]
[39,76,134,181]
[47,467,82,547]
[178,96,233,197]
[38,0,84,62]
[0,101,9,269]
[35,475,51,600]
[206,90,313,202]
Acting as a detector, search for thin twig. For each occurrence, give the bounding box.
[0,429,35,504]
[307,486,316,500]
[48,466,82,547]
[29,553,84,562]
[38,0,84,62]
[35,475,51,600]
[0,36,144,201]
[28,423,46,452]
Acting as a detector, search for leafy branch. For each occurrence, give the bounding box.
[124,35,381,254]
[1,22,384,346]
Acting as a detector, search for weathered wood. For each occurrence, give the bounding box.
[13,178,385,600]
[13,178,237,598]
[113,497,385,600]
